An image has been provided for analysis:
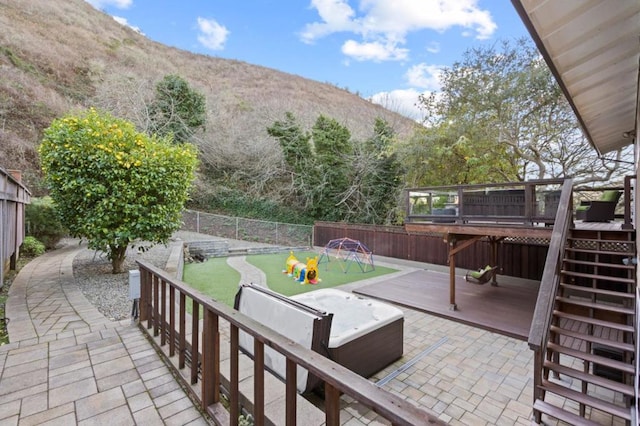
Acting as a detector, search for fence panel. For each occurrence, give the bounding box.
[314,221,549,280]
[0,168,31,286]
[181,210,313,247]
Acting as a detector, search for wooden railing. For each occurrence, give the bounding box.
[136,260,444,426]
[526,179,573,404]
[405,178,565,226]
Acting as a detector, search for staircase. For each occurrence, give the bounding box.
[533,228,637,425]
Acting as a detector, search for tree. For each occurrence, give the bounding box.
[414,38,632,186]
[149,74,206,144]
[39,108,198,273]
[342,118,404,224]
[268,113,404,224]
[311,115,353,220]
[266,112,315,211]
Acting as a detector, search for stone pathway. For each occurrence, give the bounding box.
[0,242,210,425]
[225,256,267,287]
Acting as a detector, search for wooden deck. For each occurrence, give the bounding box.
[354,269,539,340]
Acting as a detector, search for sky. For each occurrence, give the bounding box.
[84,0,531,121]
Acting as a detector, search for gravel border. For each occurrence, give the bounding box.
[72,231,275,321]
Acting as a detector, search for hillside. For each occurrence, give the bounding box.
[0,0,419,197]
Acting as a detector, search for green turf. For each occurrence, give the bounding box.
[182,251,398,307]
[245,251,397,297]
[182,256,241,307]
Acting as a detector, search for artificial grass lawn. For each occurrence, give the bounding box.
[182,251,398,307]
[246,251,398,297]
[182,256,241,308]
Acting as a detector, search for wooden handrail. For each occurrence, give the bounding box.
[136,260,444,426]
[526,178,573,413]
[527,178,573,351]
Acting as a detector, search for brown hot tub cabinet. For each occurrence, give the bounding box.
[234,285,404,393]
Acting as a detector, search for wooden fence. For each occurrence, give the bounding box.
[0,168,30,286]
[313,222,550,280]
[136,260,444,426]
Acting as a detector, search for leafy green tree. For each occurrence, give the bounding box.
[311,115,353,220]
[149,74,206,144]
[39,108,198,273]
[343,118,404,224]
[421,38,624,184]
[266,112,316,211]
[361,119,404,223]
[413,37,630,186]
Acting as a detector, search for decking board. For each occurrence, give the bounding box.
[354,269,538,340]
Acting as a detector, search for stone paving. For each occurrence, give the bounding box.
[0,238,585,425]
[0,243,209,425]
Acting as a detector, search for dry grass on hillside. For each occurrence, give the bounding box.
[0,0,419,195]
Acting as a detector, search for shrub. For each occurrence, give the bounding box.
[21,236,45,257]
[25,196,67,249]
[39,108,198,273]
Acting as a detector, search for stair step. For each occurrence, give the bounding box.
[533,400,601,426]
[555,297,635,315]
[546,342,635,374]
[558,283,636,299]
[539,379,631,421]
[542,360,635,396]
[564,247,634,257]
[550,325,635,353]
[553,311,635,333]
[563,258,635,271]
[561,270,635,284]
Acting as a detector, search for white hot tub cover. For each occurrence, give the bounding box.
[291,289,404,347]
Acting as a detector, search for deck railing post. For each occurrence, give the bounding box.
[230,325,240,426]
[202,308,219,409]
[286,359,297,426]
[153,276,159,336]
[179,293,186,368]
[139,268,149,322]
[135,259,445,426]
[191,300,200,385]
[169,286,175,356]
[160,279,167,345]
[254,340,265,426]
[325,383,340,425]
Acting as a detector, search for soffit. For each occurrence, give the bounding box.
[511,0,640,154]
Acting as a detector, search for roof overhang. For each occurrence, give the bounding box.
[511,0,640,155]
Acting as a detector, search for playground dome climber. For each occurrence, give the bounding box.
[318,237,374,273]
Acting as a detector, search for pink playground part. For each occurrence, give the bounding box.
[318,237,375,273]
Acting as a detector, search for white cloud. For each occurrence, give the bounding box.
[197,17,229,51]
[342,40,408,62]
[113,16,143,34]
[405,63,443,90]
[300,0,357,43]
[370,89,425,121]
[426,41,440,53]
[85,0,132,9]
[301,0,496,61]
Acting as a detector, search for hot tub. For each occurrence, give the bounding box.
[291,289,404,378]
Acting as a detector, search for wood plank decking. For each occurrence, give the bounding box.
[354,269,539,340]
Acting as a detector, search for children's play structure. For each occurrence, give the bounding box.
[283,252,320,284]
[318,237,375,273]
